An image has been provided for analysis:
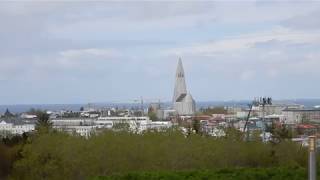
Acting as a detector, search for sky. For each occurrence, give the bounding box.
[1,0,320,104]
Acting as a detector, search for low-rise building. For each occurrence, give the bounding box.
[97,116,151,132]
[0,120,35,136]
[282,108,320,125]
[52,118,94,126]
[54,125,96,138]
[256,104,303,117]
[20,113,37,119]
[147,121,172,131]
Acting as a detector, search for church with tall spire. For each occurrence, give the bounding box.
[172,58,196,116]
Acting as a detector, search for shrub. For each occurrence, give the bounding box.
[10,130,308,179]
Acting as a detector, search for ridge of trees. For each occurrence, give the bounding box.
[0,128,310,179]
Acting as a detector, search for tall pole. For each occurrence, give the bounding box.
[262,103,266,142]
[140,96,144,116]
[244,104,253,141]
[309,136,317,180]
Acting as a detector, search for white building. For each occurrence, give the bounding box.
[54,125,96,138]
[51,118,96,137]
[147,121,172,130]
[172,58,196,116]
[20,113,37,119]
[97,116,151,132]
[0,115,173,137]
[256,104,303,117]
[0,120,35,136]
[282,108,320,125]
[97,116,173,133]
[51,118,94,126]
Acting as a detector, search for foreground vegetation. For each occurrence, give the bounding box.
[0,127,312,179]
[93,167,307,180]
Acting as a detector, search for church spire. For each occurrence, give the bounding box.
[172,58,196,115]
[4,108,13,117]
[173,58,187,102]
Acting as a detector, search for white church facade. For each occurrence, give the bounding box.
[172,58,196,116]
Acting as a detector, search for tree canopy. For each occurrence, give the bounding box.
[35,111,52,134]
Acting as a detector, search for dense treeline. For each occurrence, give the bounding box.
[198,107,228,115]
[92,167,307,180]
[0,135,27,178]
[0,128,311,179]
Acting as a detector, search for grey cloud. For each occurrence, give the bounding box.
[1,1,320,103]
[252,39,310,50]
[282,9,320,30]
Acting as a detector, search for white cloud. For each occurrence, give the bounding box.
[240,70,256,81]
[60,48,121,59]
[283,9,320,30]
[1,1,320,103]
[166,27,320,57]
[212,1,319,24]
[56,48,122,69]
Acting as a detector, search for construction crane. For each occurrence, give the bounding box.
[243,97,272,141]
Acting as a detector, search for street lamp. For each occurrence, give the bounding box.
[309,136,317,180]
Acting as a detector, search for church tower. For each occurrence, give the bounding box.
[173,58,196,115]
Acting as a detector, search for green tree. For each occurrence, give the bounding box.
[301,113,308,124]
[200,107,227,115]
[35,111,52,134]
[192,119,201,134]
[147,105,159,121]
[224,127,243,141]
[112,121,130,132]
[269,124,292,144]
[10,129,308,179]
[148,111,158,121]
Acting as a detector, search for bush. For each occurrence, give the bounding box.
[92,167,307,180]
[9,129,309,179]
[0,135,25,179]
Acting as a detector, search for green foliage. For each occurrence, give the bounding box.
[92,167,307,180]
[147,104,163,121]
[191,119,200,134]
[267,124,293,144]
[251,130,263,142]
[224,127,244,141]
[35,111,52,134]
[0,135,27,179]
[0,143,14,178]
[112,122,131,131]
[301,113,309,124]
[148,111,158,121]
[8,129,309,180]
[199,107,227,115]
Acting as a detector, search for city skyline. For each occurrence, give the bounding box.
[1,1,320,104]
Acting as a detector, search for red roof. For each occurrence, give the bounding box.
[297,124,317,129]
[194,116,212,120]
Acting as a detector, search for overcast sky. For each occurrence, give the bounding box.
[1,1,320,104]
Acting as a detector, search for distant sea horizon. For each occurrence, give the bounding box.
[1,98,320,113]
